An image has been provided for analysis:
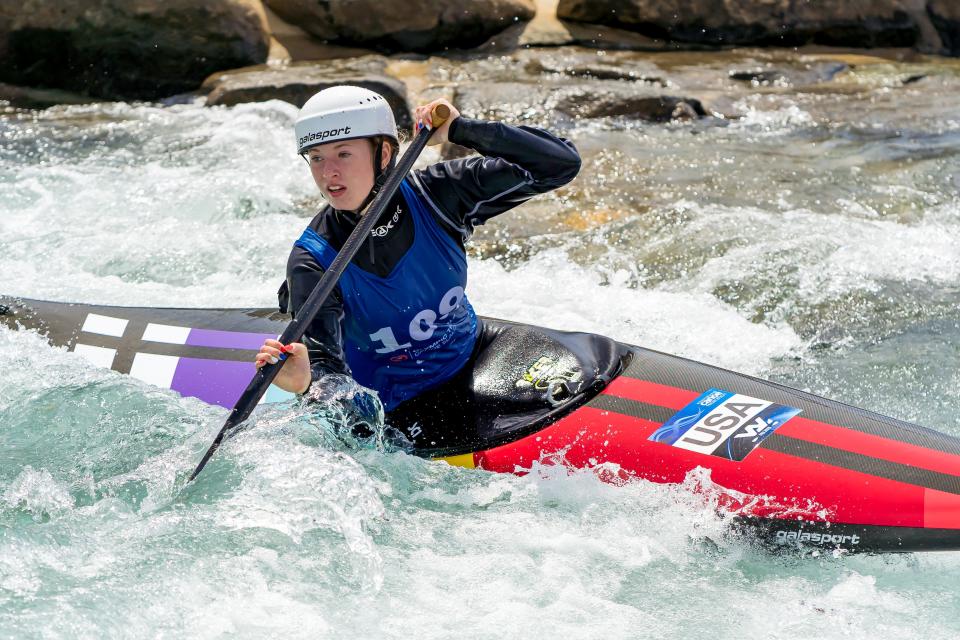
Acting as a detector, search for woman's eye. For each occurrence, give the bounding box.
[339,152,351,159]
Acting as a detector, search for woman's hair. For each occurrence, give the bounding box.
[372,135,400,164]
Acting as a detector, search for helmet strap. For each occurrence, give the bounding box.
[358,137,396,215]
[373,137,397,190]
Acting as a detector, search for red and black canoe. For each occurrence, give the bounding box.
[3,294,959,553]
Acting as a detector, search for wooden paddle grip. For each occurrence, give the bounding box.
[430,103,451,129]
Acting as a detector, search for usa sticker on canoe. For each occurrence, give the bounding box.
[650,388,801,461]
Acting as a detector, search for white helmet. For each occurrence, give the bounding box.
[294,86,398,155]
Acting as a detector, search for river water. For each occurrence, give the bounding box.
[1,47,959,638]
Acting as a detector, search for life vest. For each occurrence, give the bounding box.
[294,178,478,410]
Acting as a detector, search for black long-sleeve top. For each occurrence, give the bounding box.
[279,116,581,388]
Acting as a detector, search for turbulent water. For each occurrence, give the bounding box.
[2,47,960,638]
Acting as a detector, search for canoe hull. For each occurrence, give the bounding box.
[4,295,959,553]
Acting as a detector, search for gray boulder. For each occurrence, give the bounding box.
[727,61,848,87]
[928,0,960,55]
[265,0,536,52]
[524,58,668,85]
[0,0,270,101]
[454,81,708,125]
[0,82,99,109]
[554,91,707,121]
[557,0,923,49]
[203,59,412,131]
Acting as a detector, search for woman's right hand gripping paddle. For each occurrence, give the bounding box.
[256,339,311,394]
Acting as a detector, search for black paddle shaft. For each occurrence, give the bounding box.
[189,104,450,482]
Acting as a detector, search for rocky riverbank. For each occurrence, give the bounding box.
[557,0,960,55]
[0,0,957,115]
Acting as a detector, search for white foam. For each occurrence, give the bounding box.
[681,203,960,305]
[3,67,960,640]
[215,425,388,590]
[2,466,74,518]
[731,96,815,134]
[469,249,803,375]
[0,101,310,309]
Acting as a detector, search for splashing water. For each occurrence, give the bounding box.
[2,49,960,638]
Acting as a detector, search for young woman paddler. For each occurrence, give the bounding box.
[256,86,581,442]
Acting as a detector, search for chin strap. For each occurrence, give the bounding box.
[366,137,396,206]
[359,137,397,261]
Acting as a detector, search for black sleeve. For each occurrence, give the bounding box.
[284,244,351,385]
[412,117,581,236]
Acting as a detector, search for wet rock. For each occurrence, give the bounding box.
[453,81,553,124]
[0,82,98,109]
[525,59,668,85]
[556,91,707,121]
[729,70,788,86]
[262,3,378,63]
[698,93,745,120]
[805,61,850,83]
[203,60,413,130]
[0,0,269,102]
[556,0,924,50]
[561,20,680,50]
[264,0,536,53]
[453,80,707,124]
[728,62,848,87]
[928,0,960,55]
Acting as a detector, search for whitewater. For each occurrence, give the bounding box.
[2,49,959,638]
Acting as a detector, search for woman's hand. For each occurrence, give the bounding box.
[414,98,460,146]
[255,339,311,394]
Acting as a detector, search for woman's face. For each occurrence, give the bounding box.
[306,139,384,212]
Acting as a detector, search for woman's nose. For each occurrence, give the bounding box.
[321,161,339,179]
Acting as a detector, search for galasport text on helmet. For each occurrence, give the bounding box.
[294,86,399,155]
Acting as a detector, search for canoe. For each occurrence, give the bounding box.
[3,294,960,553]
